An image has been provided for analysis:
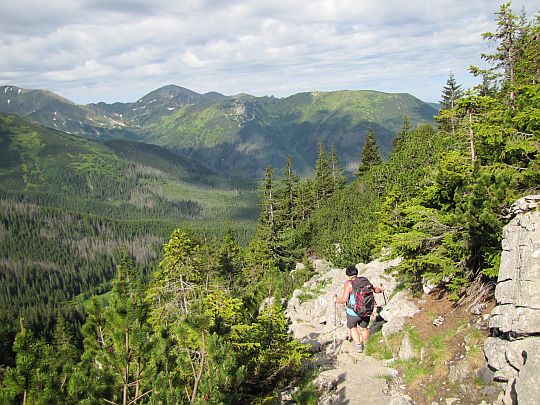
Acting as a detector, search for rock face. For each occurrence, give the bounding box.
[484,195,540,405]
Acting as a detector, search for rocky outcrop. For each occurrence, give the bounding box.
[484,195,540,405]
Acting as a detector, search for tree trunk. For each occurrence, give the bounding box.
[123,328,130,405]
[468,113,477,164]
[190,332,206,403]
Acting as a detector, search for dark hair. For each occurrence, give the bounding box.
[345,265,358,277]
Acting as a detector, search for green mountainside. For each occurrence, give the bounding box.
[0,84,438,177]
[0,112,258,361]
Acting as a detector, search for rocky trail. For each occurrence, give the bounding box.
[286,258,412,404]
[283,195,540,405]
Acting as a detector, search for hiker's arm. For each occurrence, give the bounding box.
[335,281,351,304]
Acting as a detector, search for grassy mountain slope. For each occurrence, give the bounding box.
[0,85,438,177]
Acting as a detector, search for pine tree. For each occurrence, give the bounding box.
[357,128,382,176]
[1,319,45,404]
[145,228,203,324]
[74,252,153,404]
[314,143,332,206]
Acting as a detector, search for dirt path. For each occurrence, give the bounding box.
[286,260,402,404]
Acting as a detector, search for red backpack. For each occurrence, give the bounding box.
[348,276,375,316]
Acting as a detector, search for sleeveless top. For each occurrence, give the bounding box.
[346,281,358,316]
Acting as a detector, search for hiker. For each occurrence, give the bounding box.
[334,265,383,353]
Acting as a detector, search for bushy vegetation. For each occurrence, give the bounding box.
[0,228,312,404]
[0,3,538,403]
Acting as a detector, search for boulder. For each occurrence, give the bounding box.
[380,291,419,337]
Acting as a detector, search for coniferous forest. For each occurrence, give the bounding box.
[0,3,539,404]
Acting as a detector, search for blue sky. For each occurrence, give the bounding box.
[0,0,538,104]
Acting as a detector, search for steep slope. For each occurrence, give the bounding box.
[0,112,258,361]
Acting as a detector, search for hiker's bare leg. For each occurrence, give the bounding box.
[349,326,361,345]
[359,327,370,344]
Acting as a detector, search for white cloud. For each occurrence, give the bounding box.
[0,0,538,104]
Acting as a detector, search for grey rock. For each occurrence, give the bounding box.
[313,373,338,394]
[380,291,419,337]
[318,392,339,405]
[382,316,406,337]
[494,364,518,382]
[490,199,540,334]
[476,365,496,383]
[448,360,474,382]
[485,337,509,371]
[515,345,540,405]
[398,333,415,361]
[486,196,540,404]
[505,338,540,371]
[312,258,333,274]
[388,395,413,405]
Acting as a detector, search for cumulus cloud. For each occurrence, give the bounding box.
[0,0,538,104]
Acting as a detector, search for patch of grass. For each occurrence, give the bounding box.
[405,326,424,352]
[399,359,430,383]
[297,279,331,303]
[365,332,393,360]
[425,382,437,401]
[375,373,395,383]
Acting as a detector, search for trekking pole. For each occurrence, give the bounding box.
[381,284,387,305]
[333,295,337,351]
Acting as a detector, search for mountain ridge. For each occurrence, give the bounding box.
[0,84,438,177]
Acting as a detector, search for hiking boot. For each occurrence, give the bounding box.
[354,343,364,353]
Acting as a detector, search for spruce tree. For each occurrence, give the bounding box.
[276,156,299,230]
[357,128,382,176]
[439,73,464,134]
[481,2,520,110]
[329,145,346,192]
[258,166,278,241]
[440,72,464,110]
[217,225,241,289]
[393,114,411,150]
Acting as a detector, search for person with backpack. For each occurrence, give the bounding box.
[334,265,383,353]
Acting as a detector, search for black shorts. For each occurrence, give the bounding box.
[347,313,370,329]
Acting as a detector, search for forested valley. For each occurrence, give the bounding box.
[0,3,539,404]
